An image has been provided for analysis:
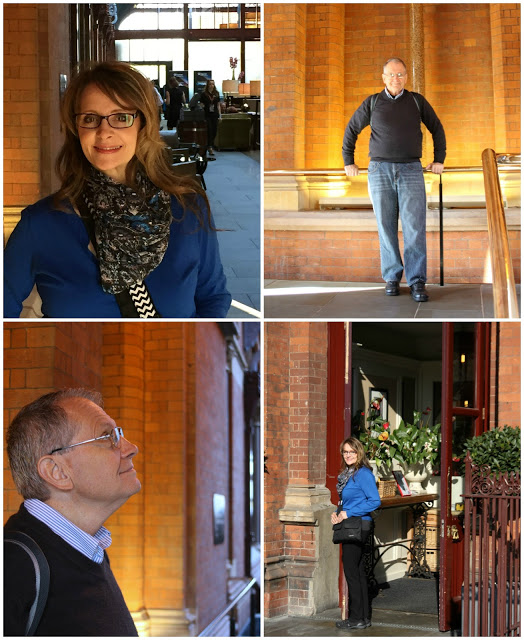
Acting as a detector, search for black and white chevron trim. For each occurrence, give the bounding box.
[128,282,158,318]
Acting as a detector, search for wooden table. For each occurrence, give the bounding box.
[365,493,438,591]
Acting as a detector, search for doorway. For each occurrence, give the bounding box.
[326,322,491,631]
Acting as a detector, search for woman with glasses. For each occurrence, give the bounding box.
[4,62,231,318]
[331,437,381,630]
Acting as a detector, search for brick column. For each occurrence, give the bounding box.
[305,4,345,168]
[101,324,147,629]
[490,4,521,154]
[265,322,338,617]
[265,4,307,170]
[490,322,521,428]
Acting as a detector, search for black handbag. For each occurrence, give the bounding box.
[332,515,363,544]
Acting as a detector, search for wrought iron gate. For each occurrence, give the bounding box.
[462,452,520,636]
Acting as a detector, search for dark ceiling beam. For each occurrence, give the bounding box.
[116,28,260,41]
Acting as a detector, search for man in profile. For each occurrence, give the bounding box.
[342,57,446,302]
[4,388,141,636]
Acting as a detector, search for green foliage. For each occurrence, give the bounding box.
[462,425,520,474]
[390,410,441,467]
[358,400,440,470]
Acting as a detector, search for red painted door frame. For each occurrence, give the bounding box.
[326,322,352,617]
[439,322,491,631]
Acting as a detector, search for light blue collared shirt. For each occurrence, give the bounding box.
[385,87,404,100]
[25,499,112,564]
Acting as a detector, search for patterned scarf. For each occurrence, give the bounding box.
[82,168,172,295]
[336,466,355,497]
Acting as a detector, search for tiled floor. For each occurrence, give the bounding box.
[264,607,452,637]
[204,150,261,318]
[264,280,521,319]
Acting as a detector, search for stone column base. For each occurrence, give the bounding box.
[133,608,197,637]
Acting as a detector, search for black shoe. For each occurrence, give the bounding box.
[335,619,368,630]
[410,281,429,302]
[385,281,400,296]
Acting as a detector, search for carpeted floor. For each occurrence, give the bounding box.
[372,577,439,615]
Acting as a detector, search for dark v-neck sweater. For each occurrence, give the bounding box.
[342,89,446,165]
[4,504,138,637]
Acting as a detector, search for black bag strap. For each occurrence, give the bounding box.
[5,531,50,636]
[75,198,162,318]
[370,90,421,128]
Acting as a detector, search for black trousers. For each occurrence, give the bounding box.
[206,114,219,148]
[341,520,372,622]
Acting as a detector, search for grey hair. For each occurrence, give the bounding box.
[383,57,407,73]
[6,388,103,501]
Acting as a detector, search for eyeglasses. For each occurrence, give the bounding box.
[384,72,406,79]
[50,427,124,454]
[343,449,357,455]
[75,113,138,129]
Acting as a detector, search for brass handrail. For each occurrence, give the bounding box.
[198,577,259,637]
[264,163,520,176]
[482,148,519,318]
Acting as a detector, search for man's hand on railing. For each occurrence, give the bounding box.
[344,164,359,177]
[426,162,444,174]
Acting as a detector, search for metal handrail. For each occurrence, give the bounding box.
[264,163,520,176]
[198,577,259,637]
[481,148,519,318]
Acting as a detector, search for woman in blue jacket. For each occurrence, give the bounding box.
[331,437,381,630]
[4,62,231,318]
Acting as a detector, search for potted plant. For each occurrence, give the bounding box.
[462,425,520,475]
[390,408,441,492]
[358,397,395,478]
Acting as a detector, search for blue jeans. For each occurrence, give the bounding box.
[367,160,427,285]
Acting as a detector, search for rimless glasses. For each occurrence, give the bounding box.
[49,427,124,454]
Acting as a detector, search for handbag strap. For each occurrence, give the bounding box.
[5,531,50,636]
[76,198,162,318]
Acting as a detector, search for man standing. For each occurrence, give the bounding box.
[342,58,446,302]
[4,389,141,636]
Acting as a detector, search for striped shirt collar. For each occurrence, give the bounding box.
[24,498,112,564]
[385,87,405,100]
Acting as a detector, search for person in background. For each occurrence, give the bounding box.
[200,79,221,156]
[165,75,186,131]
[331,437,381,630]
[151,80,164,128]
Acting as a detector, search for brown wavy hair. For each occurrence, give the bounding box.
[339,437,373,474]
[204,79,219,97]
[54,61,210,225]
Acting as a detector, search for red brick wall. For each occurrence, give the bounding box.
[4,321,255,634]
[195,323,230,628]
[265,4,307,170]
[264,322,291,616]
[264,229,521,284]
[264,322,329,616]
[4,323,103,517]
[4,4,69,206]
[265,3,521,171]
[490,322,521,428]
[490,4,521,154]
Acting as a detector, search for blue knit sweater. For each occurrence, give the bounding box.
[4,196,231,318]
[341,467,381,521]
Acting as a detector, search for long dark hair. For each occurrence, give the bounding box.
[54,61,210,225]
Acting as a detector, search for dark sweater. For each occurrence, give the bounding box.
[4,504,138,637]
[342,89,446,165]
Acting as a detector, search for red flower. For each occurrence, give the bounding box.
[383,422,390,429]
